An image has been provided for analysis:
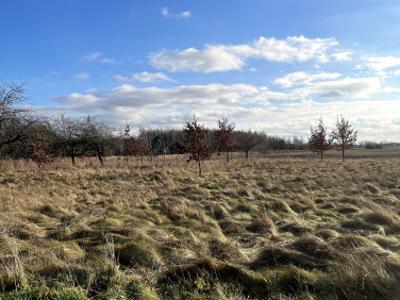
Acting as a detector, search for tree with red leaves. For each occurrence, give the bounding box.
[123,124,145,160]
[29,135,53,168]
[308,119,333,162]
[184,117,212,176]
[216,118,235,163]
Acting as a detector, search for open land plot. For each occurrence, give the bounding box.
[1,150,400,299]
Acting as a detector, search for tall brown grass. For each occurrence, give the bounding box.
[1,151,400,299]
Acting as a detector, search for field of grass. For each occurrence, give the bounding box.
[1,150,400,299]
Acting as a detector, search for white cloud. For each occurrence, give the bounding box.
[306,77,381,99]
[57,92,99,105]
[331,51,352,62]
[73,72,90,80]
[259,100,400,141]
[150,46,246,72]
[360,56,400,71]
[84,52,103,61]
[55,83,267,113]
[180,11,192,18]
[161,7,191,19]
[273,72,380,99]
[150,36,347,72]
[273,71,342,88]
[392,69,400,76]
[100,58,117,64]
[83,52,117,64]
[52,83,400,141]
[382,86,400,94]
[253,36,338,63]
[161,7,168,16]
[114,75,129,82]
[133,72,175,83]
[115,72,175,83]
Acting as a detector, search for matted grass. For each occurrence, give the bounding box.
[1,150,400,299]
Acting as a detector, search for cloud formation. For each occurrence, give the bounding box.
[114,72,175,83]
[273,71,342,88]
[305,77,381,99]
[50,35,399,142]
[161,7,191,19]
[73,72,90,80]
[273,72,381,100]
[358,56,400,72]
[150,36,348,72]
[56,83,262,109]
[83,52,117,64]
[51,85,399,142]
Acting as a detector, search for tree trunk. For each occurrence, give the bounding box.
[320,151,323,162]
[342,145,345,162]
[226,152,230,164]
[71,153,75,166]
[245,150,249,159]
[97,152,104,166]
[198,160,202,176]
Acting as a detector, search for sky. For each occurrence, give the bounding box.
[1,0,400,141]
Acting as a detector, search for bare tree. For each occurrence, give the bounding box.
[52,115,85,165]
[184,117,212,176]
[331,116,358,161]
[82,116,112,166]
[141,129,172,163]
[308,119,333,162]
[0,83,35,152]
[216,118,235,163]
[139,128,158,162]
[235,130,260,159]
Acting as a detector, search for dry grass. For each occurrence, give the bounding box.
[1,151,400,299]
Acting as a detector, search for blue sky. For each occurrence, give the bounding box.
[1,0,400,141]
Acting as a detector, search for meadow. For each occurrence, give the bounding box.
[1,150,400,299]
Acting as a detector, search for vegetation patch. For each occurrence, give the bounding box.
[1,156,400,299]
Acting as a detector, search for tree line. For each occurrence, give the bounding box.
[0,83,359,173]
[0,84,309,163]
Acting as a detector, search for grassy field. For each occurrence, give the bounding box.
[1,150,400,299]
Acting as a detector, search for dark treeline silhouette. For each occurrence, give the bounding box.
[0,119,308,165]
[359,141,400,149]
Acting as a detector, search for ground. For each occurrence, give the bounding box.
[1,150,400,299]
